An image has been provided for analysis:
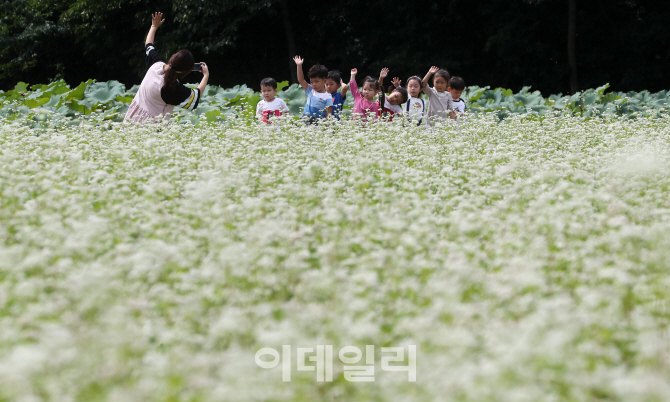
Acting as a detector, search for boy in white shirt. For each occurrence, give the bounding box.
[449,76,466,115]
[256,77,289,124]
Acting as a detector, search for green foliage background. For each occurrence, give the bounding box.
[2,80,669,129]
[1,0,669,95]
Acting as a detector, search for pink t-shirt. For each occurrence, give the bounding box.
[124,62,175,124]
[349,80,378,121]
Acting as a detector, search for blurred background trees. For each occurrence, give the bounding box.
[1,0,668,95]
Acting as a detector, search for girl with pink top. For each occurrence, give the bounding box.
[349,68,380,121]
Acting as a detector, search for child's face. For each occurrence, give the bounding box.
[260,86,277,102]
[310,77,326,92]
[362,82,377,101]
[407,79,422,98]
[325,78,339,94]
[433,76,448,93]
[448,87,463,100]
[387,91,404,105]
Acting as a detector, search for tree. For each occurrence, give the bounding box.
[567,0,578,94]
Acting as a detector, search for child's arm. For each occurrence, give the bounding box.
[326,106,333,117]
[447,97,456,120]
[422,66,439,88]
[378,68,389,90]
[293,56,308,91]
[349,69,360,100]
[280,99,290,117]
[340,79,349,98]
[146,12,165,45]
[391,77,402,88]
[256,102,263,121]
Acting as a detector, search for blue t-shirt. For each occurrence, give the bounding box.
[331,92,346,120]
[303,85,334,119]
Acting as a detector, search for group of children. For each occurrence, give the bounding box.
[255,56,466,125]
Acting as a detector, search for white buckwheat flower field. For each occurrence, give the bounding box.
[1,115,670,401]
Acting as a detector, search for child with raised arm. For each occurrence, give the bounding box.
[377,68,408,121]
[395,76,427,126]
[422,66,456,123]
[256,77,289,124]
[325,71,348,120]
[293,56,333,122]
[349,68,379,121]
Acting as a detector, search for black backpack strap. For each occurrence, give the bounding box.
[417,99,425,126]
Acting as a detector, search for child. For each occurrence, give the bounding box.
[349,68,379,121]
[422,66,457,123]
[449,76,466,115]
[325,71,348,120]
[377,68,408,121]
[293,56,333,122]
[395,76,427,126]
[256,77,289,124]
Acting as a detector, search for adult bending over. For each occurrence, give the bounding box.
[124,12,209,124]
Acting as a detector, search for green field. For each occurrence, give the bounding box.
[1,115,670,401]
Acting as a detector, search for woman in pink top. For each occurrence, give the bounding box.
[124,12,210,124]
[349,68,380,121]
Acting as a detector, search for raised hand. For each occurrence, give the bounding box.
[199,62,209,76]
[293,55,304,66]
[151,12,165,28]
[391,77,401,88]
[428,66,439,75]
[351,68,358,75]
[380,67,389,78]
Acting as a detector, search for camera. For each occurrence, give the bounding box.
[192,63,203,72]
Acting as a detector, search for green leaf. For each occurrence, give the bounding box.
[204,109,221,122]
[115,96,134,104]
[65,79,95,101]
[13,82,29,93]
[582,90,600,105]
[24,98,50,108]
[276,80,289,92]
[278,84,306,102]
[84,81,126,104]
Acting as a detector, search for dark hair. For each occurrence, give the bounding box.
[327,70,341,82]
[449,76,465,90]
[363,76,380,91]
[406,76,422,87]
[394,86,409,103]
[308,64,328,79]
[164,50,195,92]
[434,69,450,83]
[260,77,277,89]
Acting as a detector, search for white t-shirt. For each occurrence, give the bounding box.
[382,98,403,115]
[452,98,465,114]
[256,98,289,123]
[402,97,427,125]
